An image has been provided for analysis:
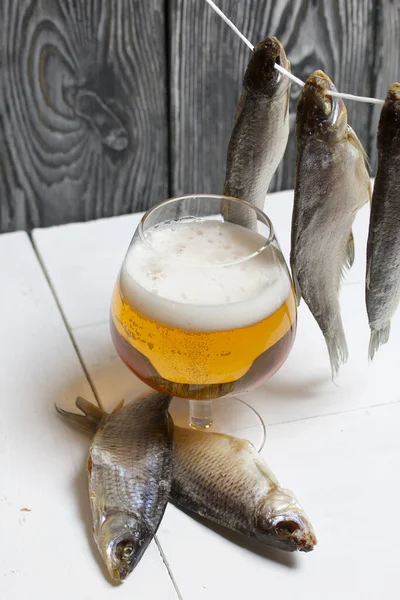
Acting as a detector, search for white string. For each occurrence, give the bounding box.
[204,0,385,106]
[328,90,384,105]
[204,0,254,51]
[274,63,305,88]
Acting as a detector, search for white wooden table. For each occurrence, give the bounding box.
[2,190,399,600]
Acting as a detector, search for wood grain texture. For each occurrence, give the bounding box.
[0,0,169,232]
[369,0,400,170]
[169,0,375,197]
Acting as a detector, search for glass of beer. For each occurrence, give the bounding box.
[111,195,296,447]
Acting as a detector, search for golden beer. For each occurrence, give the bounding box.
[111,217,296,400]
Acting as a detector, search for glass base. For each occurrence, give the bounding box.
[169,396,266,452]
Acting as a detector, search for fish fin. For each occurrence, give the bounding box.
[325,327,349,381]
[291,266,302,306]
[76,396,108,419]
[369,324,390,361]
[55,396,108,433]
[347,125,371,172]
[343,231,355,273]
[227,435,280,486]
[111,399,125,413]
[253,452,280,487]
[55,404,100,433]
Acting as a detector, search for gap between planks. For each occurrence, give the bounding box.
[268,397,400,428]
[155,538,184,600]
[29,232,102,409]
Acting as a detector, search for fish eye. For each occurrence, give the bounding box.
[115,540,135,561]
[323,97,332,115]
[123,544,134,558]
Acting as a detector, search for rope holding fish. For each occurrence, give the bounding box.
[204,0,385,106]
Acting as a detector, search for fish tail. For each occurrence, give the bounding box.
[55,396,108,433]
[369,324,390,361]
[325,327,348,380]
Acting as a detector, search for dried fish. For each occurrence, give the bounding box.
[172,426,316,552]
[223,36,291,228]
[57,394,173,583]
[291,70,371,377]
[366,83,400,359]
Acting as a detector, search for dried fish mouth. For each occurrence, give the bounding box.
[255,490,317,552]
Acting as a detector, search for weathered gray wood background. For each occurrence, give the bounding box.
[0,0,398,232]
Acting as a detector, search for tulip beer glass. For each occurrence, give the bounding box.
[111,195,296,445]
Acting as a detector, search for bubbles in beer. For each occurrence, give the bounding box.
[120,220,290,331]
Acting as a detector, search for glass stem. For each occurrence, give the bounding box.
[189,400,213,429]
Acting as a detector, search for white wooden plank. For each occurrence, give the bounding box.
[74,322,151,412]
[157,402,400,600]
[0,232,178,600]
[32,214,144,329]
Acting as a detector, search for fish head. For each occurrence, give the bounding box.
[296,70,348,144]
[244,36,291,98]
[378,83,400,152]
[256,488,317,552]
[96,512,152,583]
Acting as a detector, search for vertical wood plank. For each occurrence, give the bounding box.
[0,0,169,232]
[369,0,400,170]
[169,0,374,197]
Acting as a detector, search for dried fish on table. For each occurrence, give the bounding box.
[59,395,316,555]
[291,70,371,377]
[57,393,173,583]
[172,426,316,553]
[223,36,291,228]
[366,83,400,359]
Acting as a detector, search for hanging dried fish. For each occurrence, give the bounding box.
[291,70,371,377]
[223,36,291,228]
[366,83,400,359]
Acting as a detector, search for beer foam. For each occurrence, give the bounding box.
[120,220,291,331]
